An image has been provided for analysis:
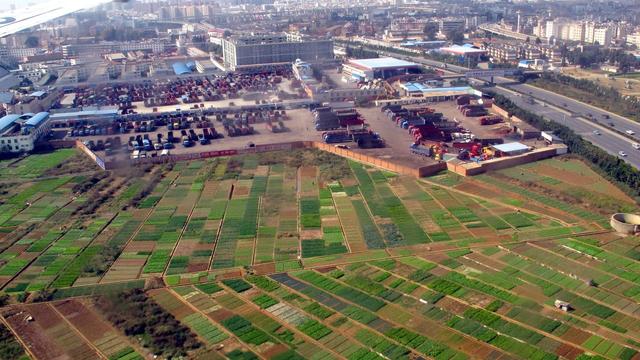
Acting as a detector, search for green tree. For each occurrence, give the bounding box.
[447,30,465,44]
[423,22,438,40]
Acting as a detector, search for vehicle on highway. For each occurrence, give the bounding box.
[608,122,615,127]
[602,114,610,119]
[633,143,640,150]
[619,151,628,157]
[593,130,601,135]
[626,130,635,135]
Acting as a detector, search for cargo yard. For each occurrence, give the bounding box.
[59,89,561,175]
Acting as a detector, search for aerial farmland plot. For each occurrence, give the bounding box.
[0,149,639,359]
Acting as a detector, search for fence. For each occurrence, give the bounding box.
[75,140,106,170]
[78,139,446,178]
[312,142,446,177]
[447,144,566,176]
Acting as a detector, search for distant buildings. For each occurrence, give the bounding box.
[221,33,333,71]
[486,43,561,63]
[538,19,619,47]
[61,40,168,59]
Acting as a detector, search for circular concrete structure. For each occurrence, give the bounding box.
[610,213,640,235]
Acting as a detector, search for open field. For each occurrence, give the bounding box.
[0,147,638,359]
[560,67,640,98]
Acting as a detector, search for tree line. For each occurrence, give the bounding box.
[490,92,640,200]
[564,47,640,72]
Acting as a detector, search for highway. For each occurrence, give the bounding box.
[492,87,640,168]
[497,82,640,168]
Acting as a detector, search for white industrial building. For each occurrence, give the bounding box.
[0,112,51,153]
[222,33,333,71]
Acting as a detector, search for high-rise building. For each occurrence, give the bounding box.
[222,33,333,71]
[626,33,640,48]
[568,22,585,42]
[593,27,612,46]
[438,19,465,34]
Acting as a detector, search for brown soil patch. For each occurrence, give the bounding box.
[23,303,62,328]
[299,166,317,178]
[252,262,276,275]
[53,299,111,342]
[467,227,495,238]
[556,343,583,360]
[218,269,243,280]
[300,230,322,240]
[560,326,591,344]
[208,308,235,323]
[187,263,208,272]
[2,306,66,360]
[124,241,156,252]
[435,297,468,315]
[316,266,337,273]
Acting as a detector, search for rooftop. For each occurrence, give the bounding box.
[25,112,49,127]
[348,57,420,70]
[492,142,530,153]
[440,45,487,54]
[50,109,119,119]
[0,114,20,133]
[172,62,192,75]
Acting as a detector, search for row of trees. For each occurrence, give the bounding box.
[533,73,640,122]
[490,93,640,199]
[564,47,640,72]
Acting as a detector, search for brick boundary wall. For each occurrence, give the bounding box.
[447,146,564,176]
[75,139,446,178]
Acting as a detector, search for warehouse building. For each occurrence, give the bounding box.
[439,44,487,59]
[0,112,51,153]
[222,33,333,71]
[341,57,422,81]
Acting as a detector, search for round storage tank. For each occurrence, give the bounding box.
[610,213,640,235]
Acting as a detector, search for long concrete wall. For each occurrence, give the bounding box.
[78,139,446,178]
[312,142,446,177]
[491,104,510,119]
[447,145,565,176]
[75,140,106,170]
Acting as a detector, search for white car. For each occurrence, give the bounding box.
[619,151,628,157]
[626,130,635,135]
[633,143,640,150]
[593,130,601,135]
